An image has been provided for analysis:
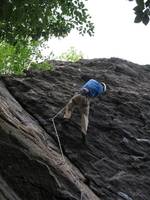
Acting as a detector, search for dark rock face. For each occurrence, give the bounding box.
[0,58,150,200]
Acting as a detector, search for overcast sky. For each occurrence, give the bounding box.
[44,0,150,65]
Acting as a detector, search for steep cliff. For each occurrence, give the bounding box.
[0,58,150,200]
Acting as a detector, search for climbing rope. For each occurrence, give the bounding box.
[50,107,65,162]
[51,118,65,163]
[52,107,65,120]
[50,107,84,200]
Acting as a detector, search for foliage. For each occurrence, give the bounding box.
[30,61,53,71]
[0,0,94,73]
[0,41,32,74]
[59,47,84,62]
[0,40,52,74]
[129,0,150,25]
[0,42,84,74]
[0,0,94,44]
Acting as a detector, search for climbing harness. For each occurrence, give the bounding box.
[50,107,84,200]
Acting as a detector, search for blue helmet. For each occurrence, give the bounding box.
[81,79,106,97]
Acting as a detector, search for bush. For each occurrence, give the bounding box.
[0,41,38,74]
[0,40,54,75]
[30,61,53,71]
[59,47,84,62]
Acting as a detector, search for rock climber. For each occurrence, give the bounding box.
[63,79,107,143]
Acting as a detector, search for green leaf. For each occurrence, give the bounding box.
[133,6,143,14]
[134,14,143,23]
[142,12,149,25]
[136,0,144,9]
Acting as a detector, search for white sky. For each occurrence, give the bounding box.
[44,0,150,65]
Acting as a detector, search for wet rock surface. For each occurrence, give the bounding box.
[0,58,150,200]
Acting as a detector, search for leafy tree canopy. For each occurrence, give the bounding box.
[129,0,150,25]
[0,0,94,44]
